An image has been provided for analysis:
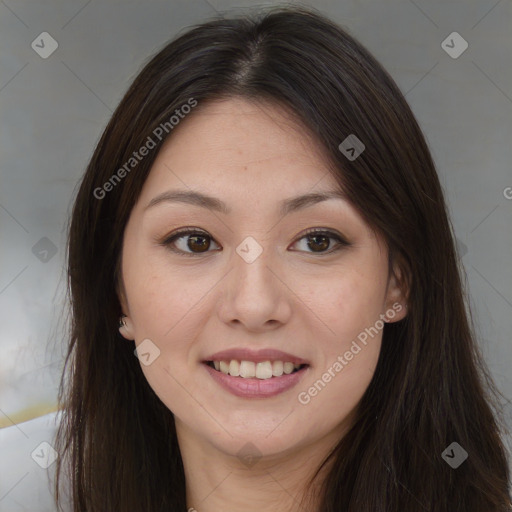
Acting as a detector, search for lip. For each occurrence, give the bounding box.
[203,362,309,398]
[203,348,309,365]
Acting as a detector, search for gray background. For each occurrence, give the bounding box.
[0,0,511,504]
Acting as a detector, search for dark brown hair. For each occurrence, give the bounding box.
[54,5,511,511]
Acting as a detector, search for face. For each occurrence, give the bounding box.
[118,97,406,461]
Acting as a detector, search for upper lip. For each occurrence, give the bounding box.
[203,348,309,365]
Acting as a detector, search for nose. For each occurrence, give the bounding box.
[217,245,292,333]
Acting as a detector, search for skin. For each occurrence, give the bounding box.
[117,97,407,512]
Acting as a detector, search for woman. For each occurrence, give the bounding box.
[53,5,511,511]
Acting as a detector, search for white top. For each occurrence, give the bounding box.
[0,411,71,512]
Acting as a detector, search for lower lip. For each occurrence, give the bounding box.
[203,363,309,398]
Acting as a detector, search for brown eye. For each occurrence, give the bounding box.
[291,229,349,254]
[186,234,211,252]
[306,234,330,252]
[162,229,220,256]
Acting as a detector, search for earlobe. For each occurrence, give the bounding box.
[384,262,409,323]
[118,315,135,340]
[383,302,408,323]
[116,278,135,339]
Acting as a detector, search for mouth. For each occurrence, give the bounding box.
[204,359,309,379]
[202,359,310,398]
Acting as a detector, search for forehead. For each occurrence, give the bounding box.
[145,97,338,190]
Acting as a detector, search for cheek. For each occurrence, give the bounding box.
[297,258,385,406]
[296,329,382,438]
[317,273,384,385]
[123,247,208,338]
[137,355,195,423]
[302,262,386,342]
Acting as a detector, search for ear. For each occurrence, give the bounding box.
[383,259,409,323]
[116,275,135,341]
[118,314,135,340]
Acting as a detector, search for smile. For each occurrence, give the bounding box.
[203,360,309,398]
[206,359,307,379]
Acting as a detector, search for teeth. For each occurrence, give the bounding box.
[272,360,283,377]
[228,360,240,377]
[283,362,294,374]
[256,361,273,379]
[239,360,256,378]
[211,359,304,379]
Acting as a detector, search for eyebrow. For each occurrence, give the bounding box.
[144,189,348,217]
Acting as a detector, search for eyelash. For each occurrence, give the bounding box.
[159,227,350,257]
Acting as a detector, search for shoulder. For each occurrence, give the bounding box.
[0,410,69,511]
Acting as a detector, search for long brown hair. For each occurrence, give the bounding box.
[54,5,511,511]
